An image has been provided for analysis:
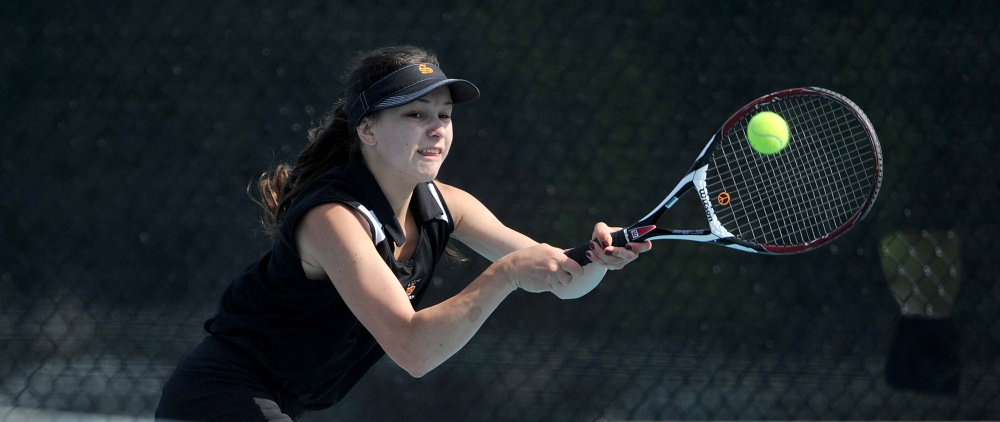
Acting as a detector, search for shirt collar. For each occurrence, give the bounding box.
[345,153,448,247]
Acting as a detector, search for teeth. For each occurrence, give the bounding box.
[419,148,441,154]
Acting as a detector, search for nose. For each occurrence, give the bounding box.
[427,117,447,138]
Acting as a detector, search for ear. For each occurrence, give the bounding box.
[356,118,376,145]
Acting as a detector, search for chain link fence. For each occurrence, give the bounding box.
[2,0,998,420]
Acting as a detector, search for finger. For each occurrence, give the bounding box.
[558,254,585,278]
[624,240,653,254]
[592,244,645,268]
[602,247,638,263]
[591,222,613,249]
[584,248,619,268]
[594,253,629,270]
[554,269,573,285]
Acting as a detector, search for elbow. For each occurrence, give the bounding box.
[396,357,435,378]
[377,317,453,378]
[404,364,431,379]
[386,347,437,378]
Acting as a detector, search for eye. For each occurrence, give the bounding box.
[406,112,424,119]
[439,113,451,120]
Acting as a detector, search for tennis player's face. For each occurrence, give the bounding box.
[367,87,454,184]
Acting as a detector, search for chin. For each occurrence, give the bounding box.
[415,161,444,180]
[414,168,442,183]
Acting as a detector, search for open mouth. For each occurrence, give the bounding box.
[417,148,443,156]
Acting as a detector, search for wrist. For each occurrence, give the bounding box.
[491,256,520,293]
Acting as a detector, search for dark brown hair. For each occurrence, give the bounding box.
[255,46,440,238]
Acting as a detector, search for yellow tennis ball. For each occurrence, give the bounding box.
[747,111,790,154]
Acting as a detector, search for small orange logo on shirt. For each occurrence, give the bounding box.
[404,279,421,300]
[418,64,434,74]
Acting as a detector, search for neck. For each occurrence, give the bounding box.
[362,156,418,223]
[382,182,415,224]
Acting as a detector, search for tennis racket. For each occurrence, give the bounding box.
[565,87,883,265]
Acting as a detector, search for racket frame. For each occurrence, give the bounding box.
[566,87,882,265]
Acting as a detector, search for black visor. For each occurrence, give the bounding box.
[347,63,480,130]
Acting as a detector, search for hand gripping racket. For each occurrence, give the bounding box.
[565,87,883,265]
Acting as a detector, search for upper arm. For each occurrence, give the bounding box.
[295,203,417,351]
[435,181,537,262]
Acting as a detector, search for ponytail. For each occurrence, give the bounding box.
[255,100,356,239]
[254,45,441,240]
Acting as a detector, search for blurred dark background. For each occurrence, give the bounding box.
[1,0,997,420]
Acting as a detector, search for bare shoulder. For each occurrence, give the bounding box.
[432,180,475,204]
[432,180,481,223]
[295,203,373,279]
[432,180,535,261]
[297,202,371,237]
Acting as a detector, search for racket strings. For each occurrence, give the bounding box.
[742,122,871,244]
[743,104,871,244]
[706,95,877,246]
[764,102,872,241]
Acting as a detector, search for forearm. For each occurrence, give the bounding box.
[388,263,516,377]
[453,228,537,263]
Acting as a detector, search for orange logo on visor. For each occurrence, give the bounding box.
[418,64,434,74]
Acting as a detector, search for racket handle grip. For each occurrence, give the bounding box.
[564,229,629,266]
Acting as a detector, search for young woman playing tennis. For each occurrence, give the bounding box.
[155,45,650,421]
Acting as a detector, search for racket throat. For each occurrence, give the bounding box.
[625,225,658,242]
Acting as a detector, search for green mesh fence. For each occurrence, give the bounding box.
[1,0,998,420]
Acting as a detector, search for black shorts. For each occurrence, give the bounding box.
[155,336,304,422]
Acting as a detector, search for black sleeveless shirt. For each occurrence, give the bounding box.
[204,153,454,409]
